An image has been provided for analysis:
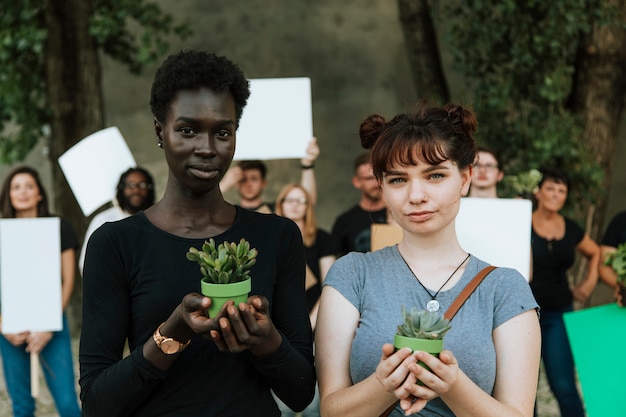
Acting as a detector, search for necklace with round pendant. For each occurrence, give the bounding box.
[426,299,440,312]
[400,252,471,312]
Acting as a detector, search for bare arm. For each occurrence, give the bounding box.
[308,254,335,330]
[599,245,618,288]
[219,165,243,193]
[316,286,417,417]
[300,137,319,205]
[572,234,601,301]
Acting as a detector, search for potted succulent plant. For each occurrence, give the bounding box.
[604,242,626,305]
[394,306,452,378]
[186,238,258,317]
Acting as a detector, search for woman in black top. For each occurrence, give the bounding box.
[79,50,315,417]
[530,167,600,417]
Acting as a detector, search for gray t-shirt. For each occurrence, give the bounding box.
[323,245,538,417]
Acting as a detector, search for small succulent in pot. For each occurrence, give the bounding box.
[394,306,452,381]
[396,306,452,340]
[186,238,258,317]
[186,238,258,284]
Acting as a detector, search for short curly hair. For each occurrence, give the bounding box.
[150,50,250,125]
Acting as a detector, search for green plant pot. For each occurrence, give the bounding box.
[394,334,444,384]
[200,278,251,318]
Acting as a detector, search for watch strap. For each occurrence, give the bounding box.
[153,322,191,354]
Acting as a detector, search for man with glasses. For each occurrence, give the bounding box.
[330,152,387,257]
[469,147,504,198]
[79,167,156,272]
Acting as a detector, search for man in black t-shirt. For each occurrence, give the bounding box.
[330,152,387,257]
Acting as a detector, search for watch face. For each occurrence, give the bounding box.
[161,339,180,354]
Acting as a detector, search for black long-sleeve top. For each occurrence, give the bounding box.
[79,208,315,416]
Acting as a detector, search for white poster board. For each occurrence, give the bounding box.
[58,126,136,216]
[0,218,62,333]
[371,198,532,280]
[234,77,313,161]
[457,198,532,280]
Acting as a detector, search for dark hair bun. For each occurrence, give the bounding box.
[443,103,477,135]
[359,114,386,149]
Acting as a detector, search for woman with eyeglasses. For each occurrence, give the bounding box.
[0,166,82,417]
[274,183,335,417]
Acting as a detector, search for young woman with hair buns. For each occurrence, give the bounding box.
[315,102,541,417]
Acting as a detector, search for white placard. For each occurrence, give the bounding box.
[371,198,532,280]
[58,127,136,216]
[0,218,62,333]
[234,77,313,161]
[457,198,532,280]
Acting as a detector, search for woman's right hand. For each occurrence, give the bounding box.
[376,343,429,412]
[3,331,30,347]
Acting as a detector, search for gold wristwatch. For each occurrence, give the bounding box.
[152,322,190,354]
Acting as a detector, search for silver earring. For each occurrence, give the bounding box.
[157,142,163,148]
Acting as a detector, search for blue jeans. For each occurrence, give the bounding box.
[539,306,585,417]
[0,315,81,417]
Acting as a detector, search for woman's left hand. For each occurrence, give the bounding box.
[400,349,459,414]
[25,331,53,354]
[210,295,282,356]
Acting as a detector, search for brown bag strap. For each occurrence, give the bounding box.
[444,265,497,321]
[379,265,497,417]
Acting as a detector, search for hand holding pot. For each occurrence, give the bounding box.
[209,295,282,356]
[401,349,459,414]
[375,343,426,413]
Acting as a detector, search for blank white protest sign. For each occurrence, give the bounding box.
[0,218,62,333]
[234,77,313,161]
[456,198,532,281]
[58,126,137,217]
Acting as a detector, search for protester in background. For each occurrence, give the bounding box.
[79,166,155,272]
[530,167,600,417]
[79,50,315,417]
[273,183,335,417]
[0,166,82,417]
[275,183,334,329]
[469,146,503,198]
[330,152,387,257]
[219,137,320,213]
[316,102,540,417]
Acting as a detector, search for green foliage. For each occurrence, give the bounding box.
[186,238,258,284]
[604,243,626,285]
[0,0,191,163]
[396,306,452,340]
[90,0,192,74]
[443,0,612,219]
[0,2,48,162]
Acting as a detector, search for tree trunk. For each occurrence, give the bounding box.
[43,0,104,333]
[397,0,450,103]
[570,0,626,241]
[569,0,626,306]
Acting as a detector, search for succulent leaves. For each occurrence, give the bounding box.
[604,242,626,285]
[186,238,258,284]
[396,306,452,340]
